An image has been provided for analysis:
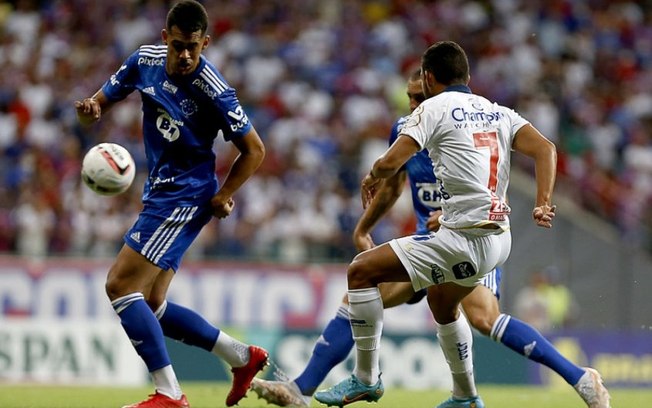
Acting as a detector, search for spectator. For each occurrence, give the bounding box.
[0,0,650,260]
[514,266,579,332]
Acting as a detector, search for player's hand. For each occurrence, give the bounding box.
[353,231,375,252]
[211,196,235,219]
[74,98,101,124]
[426,210,442,232]
[532,204,556,228]
[361,172,382,209]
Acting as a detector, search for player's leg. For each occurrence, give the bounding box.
[428,283,483,408]
[120,204,266,407]
[107,245,189,408]
[346,244,412,386]
[314,243,409,406]
[151,280,268,407]
[252,282,420,407]
[295,282,415,393]
[462,278,610,407]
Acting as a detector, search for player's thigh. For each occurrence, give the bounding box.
[427,282,476,324]
[378,282,418,308]
[461,284,500,335]
[148,268,175,309]
[347,242,409,289]
[106,244,163,299]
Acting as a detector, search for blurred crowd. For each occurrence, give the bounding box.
[0,0,651,262]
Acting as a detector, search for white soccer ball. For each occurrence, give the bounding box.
[81,142,136,196]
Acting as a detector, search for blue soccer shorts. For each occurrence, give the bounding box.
[124,203,213,272]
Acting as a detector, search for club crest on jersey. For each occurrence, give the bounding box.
[181,99,198,117]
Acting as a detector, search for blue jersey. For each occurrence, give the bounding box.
[101,44,252,206]
[390,116,441,234]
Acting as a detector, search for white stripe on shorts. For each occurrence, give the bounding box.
[480,269,499,296]
[141,206,197,265]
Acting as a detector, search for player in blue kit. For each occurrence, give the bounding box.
[254,65,609,408]
[74,2,267,407]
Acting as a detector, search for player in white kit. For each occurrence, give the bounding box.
[314,41,610,408]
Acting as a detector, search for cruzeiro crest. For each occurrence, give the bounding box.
[180,99,198,117]
[156,108,182,142]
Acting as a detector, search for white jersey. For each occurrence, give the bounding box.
[400,85,529,232]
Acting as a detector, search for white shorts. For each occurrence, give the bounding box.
[389,226,512,290]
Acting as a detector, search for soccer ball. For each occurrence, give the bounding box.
[81,142,136,196]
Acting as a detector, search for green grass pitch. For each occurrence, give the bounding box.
[0,383,646,407]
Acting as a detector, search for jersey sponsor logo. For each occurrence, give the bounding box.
[192,78,219,99]
[227,106,249,132]
[430,264,446,284]
[416,182,441,206]
[162,80,178,94]
[109,64,127,86]
[155,108,183,142]
[452,107,505,129]
[452,261,476,279]
[151,176,176,188]
[451,107,504,123]
[137,56,164,66]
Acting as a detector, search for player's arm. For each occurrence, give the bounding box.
[512,123,557,228]
[353,169,407,252]
[74,89,117,126]
[362,134,420,209]
[211,127,266,219]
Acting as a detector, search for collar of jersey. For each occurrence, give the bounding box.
[443,84,471,94]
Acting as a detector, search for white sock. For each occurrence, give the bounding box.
[437,312,477,399]
[211,331,250,368]
[151,364,183,399]
[348,287,383,385]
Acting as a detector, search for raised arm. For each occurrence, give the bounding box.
[361,134,420,209]
[353,169,407,252]
[512,123,557,228]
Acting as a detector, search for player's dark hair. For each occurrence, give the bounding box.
[421,41,470,85]
[167,0,208,35]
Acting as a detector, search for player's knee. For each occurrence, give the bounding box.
[347,255,374,289]
[105,276,122,301]
[466,312,494,336]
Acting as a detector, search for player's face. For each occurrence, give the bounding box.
[406,79,426,112]
[162,26,209,76]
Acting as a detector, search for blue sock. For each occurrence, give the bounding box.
[112,293,170,372]
[294,306,355,396]
[491,314,585,385]
[156,301,220,352]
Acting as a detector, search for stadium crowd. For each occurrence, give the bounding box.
[0,0,650,262]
